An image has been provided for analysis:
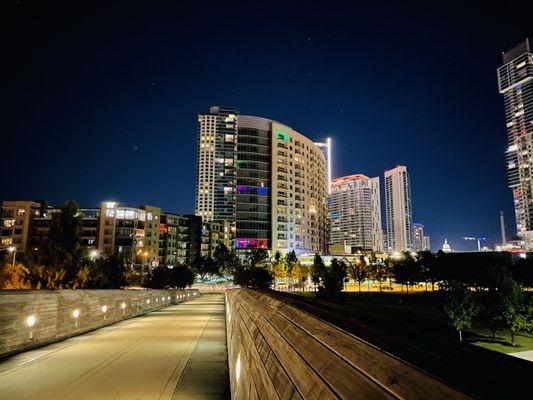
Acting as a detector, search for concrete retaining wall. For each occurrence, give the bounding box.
[225,289,470,400]
[0,288,200,357]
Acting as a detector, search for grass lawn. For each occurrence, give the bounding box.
[295,290,533,355]
[468,324,533,354]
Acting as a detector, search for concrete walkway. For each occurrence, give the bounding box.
[510,350,533,362]
[0,293,229,400]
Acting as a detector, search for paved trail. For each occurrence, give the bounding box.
[0,294,229,400]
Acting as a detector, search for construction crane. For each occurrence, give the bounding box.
[462,236,487,251]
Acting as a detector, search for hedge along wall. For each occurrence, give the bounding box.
[0,288,200,357]
[225,289,471,400]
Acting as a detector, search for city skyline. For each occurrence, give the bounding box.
[3,2,533,251]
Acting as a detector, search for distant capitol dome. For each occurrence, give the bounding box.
[442,239,452,253]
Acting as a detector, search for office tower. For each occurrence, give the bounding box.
[195,106,238,224]
[329,174,382,251]
[195,108,328,255]
[412,223,425,251]
[384,165,413,252]
[497,39,533,249]
[314,138,332,194]
[422,236,431,251]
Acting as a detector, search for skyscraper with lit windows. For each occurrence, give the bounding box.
[195,106,238,224]
[329,174,383,251]
[195,107,328,254]
[497,39,533,249]
[384,165,413,252]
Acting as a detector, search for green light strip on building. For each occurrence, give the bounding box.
[276,130,289,141]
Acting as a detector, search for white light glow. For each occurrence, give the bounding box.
[73,309,80,319]
[26,315,36,327]
[147,299,151,304]
[235,354,241,383]
[121,302,126,309]
[101,305,107,313]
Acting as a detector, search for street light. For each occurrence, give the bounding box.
[7,246,16,266]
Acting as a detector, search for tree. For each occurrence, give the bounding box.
[27,201,90,289]
[392,252,421,293]
[270,251,285,287]
[284,250,298,289]
[498,277,533,346]
[318,258,347,302]
[371,260,391,292]
[144,266,171,289]
[418,251,438,291]
[347,255,369,292]
[0,263,32,289]
[443,281,479,342]
[213,244,239,276]
[233,264,273,288]
[170,265,195,288]
[292,262,308,291]
[245,248,269,269]
[192,256,217,280]
[310,253,325,292]
[85,254,128,289]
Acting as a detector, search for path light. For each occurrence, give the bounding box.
[147,299,150,304]
[156,298,158,302]
[167,296,170,301]
[73,309,80,328]
[101,305,107,313]
[236,354,241,383]
[121,302,126,309]
[26,315,36,340]
[26,315,36,327]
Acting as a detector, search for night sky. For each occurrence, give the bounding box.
[3,1,533,251]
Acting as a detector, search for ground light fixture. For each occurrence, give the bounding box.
[26,315,36,340]
[121,302,126,309]
[73,309,80,328]
[235,354,241,383]
[146,299,150,304]
[101,305,107,313]
[26,315,36,327]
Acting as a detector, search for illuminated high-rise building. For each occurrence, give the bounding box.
[384,165,413,252]
[422,236,431,251]
[497,39,533,249]
[314,138,332,193]
[195,108,328,254]
[412,222,425,252]
[195,106,238,224]
[329,174,383,251]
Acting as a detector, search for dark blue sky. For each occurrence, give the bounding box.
[3,1,532,251]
